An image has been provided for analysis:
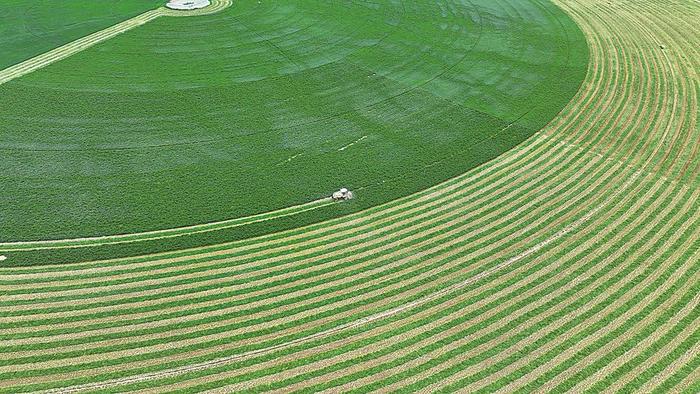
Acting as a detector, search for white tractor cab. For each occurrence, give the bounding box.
[332,187,354,201]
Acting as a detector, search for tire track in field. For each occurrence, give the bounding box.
[0,139,593,312]
[2,143,600,374]
[4,142,628,378]
[0,130,554,280]
[0,135,570,292]
[0,0,608,278]
[0,133,624,342]
[0,198,334,253]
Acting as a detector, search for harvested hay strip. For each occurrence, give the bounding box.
[0,9,163,87]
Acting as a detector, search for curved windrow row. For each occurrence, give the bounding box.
[0,0,698,392]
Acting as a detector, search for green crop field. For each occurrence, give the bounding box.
[0,0,698,393]
[0,0,587,248]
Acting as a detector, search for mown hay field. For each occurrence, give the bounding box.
[0,0,698,392]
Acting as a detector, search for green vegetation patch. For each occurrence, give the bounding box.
[0,0,588,246]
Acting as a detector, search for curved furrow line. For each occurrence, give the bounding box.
[438,1,700,390]
[565,290,699,392]
[623,2,700,174]
[638,332,700,393]
[384,185,691,392]
[348,174,692,392]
